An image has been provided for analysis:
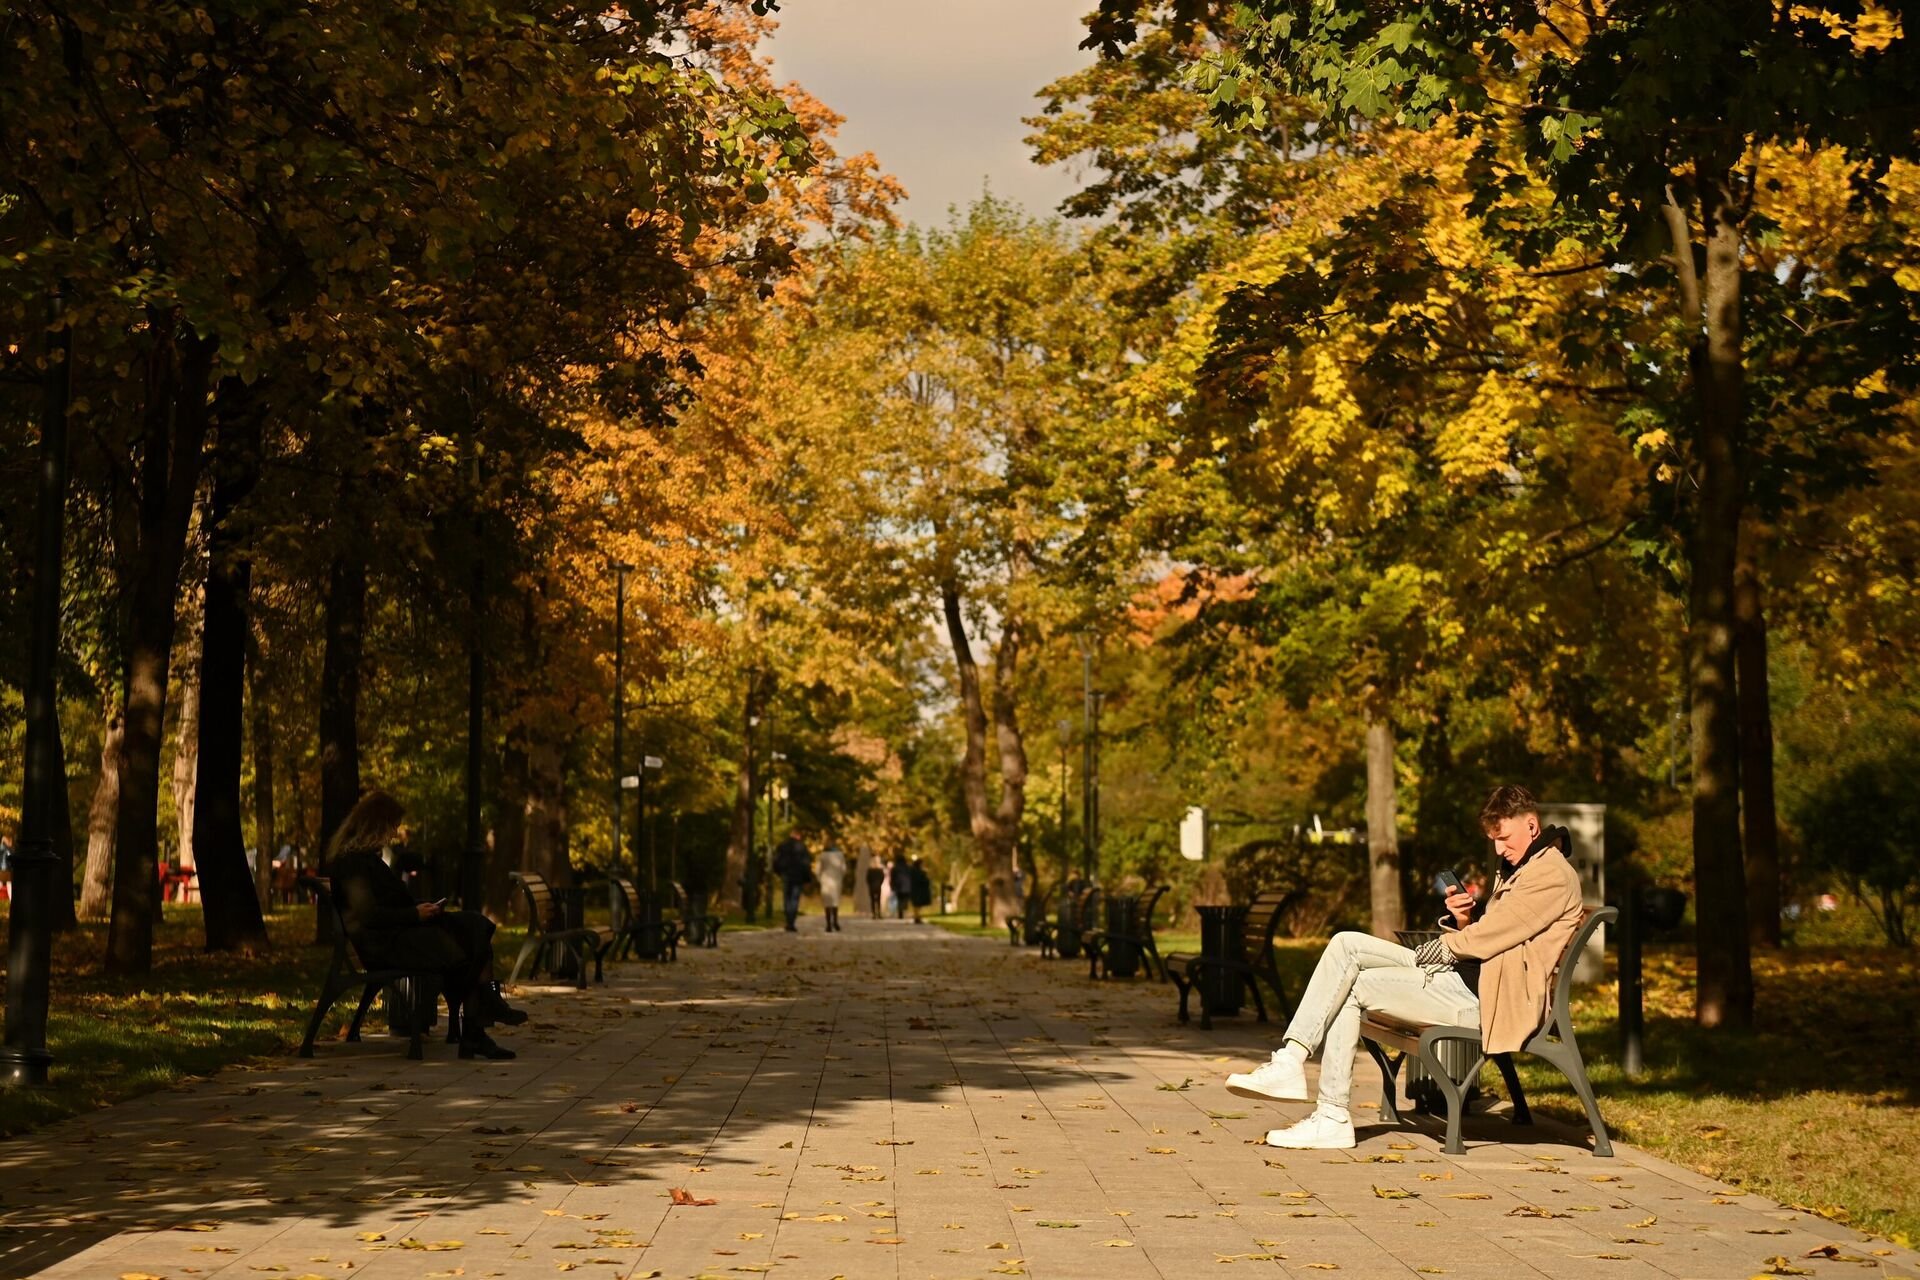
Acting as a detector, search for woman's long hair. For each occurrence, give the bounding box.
[326,789,406,863]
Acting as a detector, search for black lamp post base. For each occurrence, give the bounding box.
[0,1046,53,1087]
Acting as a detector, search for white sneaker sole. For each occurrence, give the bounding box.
[1265,1128,1355,1150]
[1225,1076,1309,1103]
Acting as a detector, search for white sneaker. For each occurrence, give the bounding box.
[1265,1112,1355,1149]
[1225,1049,1309,1102]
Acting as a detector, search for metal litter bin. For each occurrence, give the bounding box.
[1196,905,1249,1016]
[1393,929,1482,1115]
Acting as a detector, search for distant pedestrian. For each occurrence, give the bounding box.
[772,828,812,932]
[888,857,912,920]
[862,848,885,918]
[817,837,848,933]
[908,856,933,924]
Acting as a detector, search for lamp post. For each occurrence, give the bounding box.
[1076,635,1100,883]
[612,563,633,873]
[639,754,663,894]
[3,274,73,1087]
[1056,718,1072,887]
[745,701,759,922]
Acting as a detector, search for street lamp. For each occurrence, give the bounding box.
[1076,634,1100,883]
[1055,718,1072,888]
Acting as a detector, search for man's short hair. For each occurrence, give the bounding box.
[1479,784,1540,832]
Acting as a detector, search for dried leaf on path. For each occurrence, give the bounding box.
[669,1187,716,1206]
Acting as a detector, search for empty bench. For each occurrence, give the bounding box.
[1085,884,1170,980]
[611,876,681,962]
[1360,906,1617,1156]
[1165,889,1299,1030]
[508,871,613,987]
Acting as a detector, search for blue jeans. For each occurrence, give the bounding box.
[783,882,803,920]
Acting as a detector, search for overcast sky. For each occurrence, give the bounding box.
[763,0,1096,228]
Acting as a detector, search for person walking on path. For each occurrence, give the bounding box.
[864,848,886,919]
[887,856,912,921]
[772,827,813,932]
[908,856,933,924]
[1222,784,1582,1150]
[817,836,848,933]
[324,788,525,1060]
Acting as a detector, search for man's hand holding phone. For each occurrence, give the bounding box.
[1434,870,1474,928]
[417,898,445,921]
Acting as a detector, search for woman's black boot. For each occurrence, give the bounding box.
[459,1032,517,1060]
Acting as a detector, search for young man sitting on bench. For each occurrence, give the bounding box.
[1224,784,1583,1149]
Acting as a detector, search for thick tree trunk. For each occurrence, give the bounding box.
[940,579,1023,928]
[1364,712,1404,938]
[107,327,215,975]
[79,704,122,921]
[314,547,366,944]
[49,708,77,932]
[193,405,268,952]
[723,677,756,916]
[523,736,570,888]
[318,550,366,857]
[1735,529,1781,948]
[1684,177,1754,1029]
[490,737,529,919]
[170,638,200,873]
[247,626,276,910]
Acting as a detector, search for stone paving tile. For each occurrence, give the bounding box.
[1,917,1915,1280]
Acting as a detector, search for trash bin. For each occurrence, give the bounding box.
[1196,905,1248,1016]
[1393,929,1481,1115]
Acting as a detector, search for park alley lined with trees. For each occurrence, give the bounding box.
[3,0,1920,1245]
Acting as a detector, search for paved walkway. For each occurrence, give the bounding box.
[1,916,1913,1280]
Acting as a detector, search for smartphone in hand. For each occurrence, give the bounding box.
[1433,869,1465,898]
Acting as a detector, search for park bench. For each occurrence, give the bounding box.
[1165,888,1301,1030]
[610,876,681,962]
[674,880,723,948]
[1360,906,1617,1156]
[1085,884,1171,980]
[1007,884,1056,946]
[507,871,613,987]
[295,873,453,1061]
[1037,884,1100,960]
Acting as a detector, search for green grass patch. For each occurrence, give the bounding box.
[927,911,1007,940]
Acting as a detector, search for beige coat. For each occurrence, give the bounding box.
[1440,849,1583,1054]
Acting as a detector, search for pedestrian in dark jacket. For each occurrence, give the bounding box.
[908,856,933,924]
[887,856,912,920]
[771,828,812,931]
[865,856,887,919]
[326,789,524,1059]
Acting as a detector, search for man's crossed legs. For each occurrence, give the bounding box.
[1225,931,1478,1149]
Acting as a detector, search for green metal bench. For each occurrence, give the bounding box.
[610,875,681,961]
[508,871,612,987]
[1086,884,1171,980]
[1165,888,1300,1030]
[1361,906,1617,1156]
[295,874,454,1061]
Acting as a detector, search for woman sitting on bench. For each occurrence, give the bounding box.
[1223,784,1582,1149]
[326,788,525,1060]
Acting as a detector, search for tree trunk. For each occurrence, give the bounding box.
[1735,527,1781,948]
[318,549,366,857]
[490,737,529,919]
[523,736,569,888]
[247,627,276,912]
[107,327,214,975]
[170,637,200,877]
[940,579,1022,928]
[79,704,122,921]
[1364,712,1404,938]
[49,707,78,932]
[1685,174,1754,1029]
[193,403,268,953]
[723,676,757,916]
[314,546,366,944]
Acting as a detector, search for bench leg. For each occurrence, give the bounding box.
[1088,945,1101,981]
[346,983,381,1042]
[508,935,540,986]
[1491,1053,1531,1125]
[1246,972,1269,1025]
[1173,973,1192,1024]
[1530,1040,1612,1157]
[299,981,347,1058]
[1363,1039,1405,1123]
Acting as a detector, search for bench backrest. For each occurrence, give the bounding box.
[610,876,641,923]
[299,873,357,968]
[1545,906,1617,1038]
[1138,884,1170,932]
[1241,887,1302,962]
[510,871,564,931]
